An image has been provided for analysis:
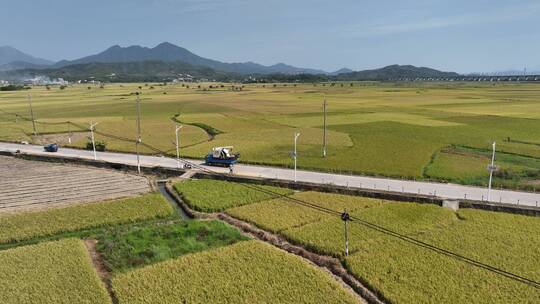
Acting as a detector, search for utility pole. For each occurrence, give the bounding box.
[341,209,350,256]
[175,124,183,169]
[90,122,98,160]
[487,141,496,201]
[294,132,301,182]
[27,94,37,136]
[136,95,142,175]
[323,97,327,158]
[67,122,72,144]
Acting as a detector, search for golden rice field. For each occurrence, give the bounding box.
[1,82,540,189]
[0,193,174,244]
[112,240,361,304]
[175,179,540,303]
[0,238,110,304]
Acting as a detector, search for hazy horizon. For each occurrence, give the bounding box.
[2,0,540,73]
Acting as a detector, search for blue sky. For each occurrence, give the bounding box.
[2,0,539,73]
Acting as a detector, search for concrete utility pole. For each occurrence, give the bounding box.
[294,132,301,182]
[323,97,327,158]
[341,209,350,256]
[27,94,37,136]
[175,124,183,169]
[487,141,496,201]
[135,95,142,175]
[89,122,98,160]
[67,122,72,144]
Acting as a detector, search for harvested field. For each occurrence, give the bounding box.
[0,155,150,213]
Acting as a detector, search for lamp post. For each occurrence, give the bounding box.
[323,97,327,157]
[175,124,183,169]
[294,132,301,182]
[487,141,496,201]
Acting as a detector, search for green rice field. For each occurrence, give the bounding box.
[1,82,540,189]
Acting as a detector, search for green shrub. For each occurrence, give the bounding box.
[86,140,106,151]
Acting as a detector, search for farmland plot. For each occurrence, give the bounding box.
[0,193,174,244]
[175,179,540,303]
[0,238,110,304]
[174,179,293,212]
[0,155,150,213]
[2,82,540,189]
[112,240,362,304]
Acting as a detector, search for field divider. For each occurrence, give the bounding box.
[163,181,386,304]
[84,239,118,304]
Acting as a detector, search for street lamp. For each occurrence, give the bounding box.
[175,124,183,169]
[294,132,301,182]
[487,141,497,201]
[89,122,99,160]
[323,97,327,157]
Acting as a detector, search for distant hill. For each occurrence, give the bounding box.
[0,46,53,66]
[11,60,234,82]
[330,68,354,75]
[0,60,51,72]
[336,65,459,80]
[55,42,327,75]
[4,62,462,83]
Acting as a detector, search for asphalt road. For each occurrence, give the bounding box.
[1,141,539,207]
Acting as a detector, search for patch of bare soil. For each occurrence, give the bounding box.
[32,131,89,145]
[84,239,110,282]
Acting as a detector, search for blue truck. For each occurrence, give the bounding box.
[205,146,239,167]
[43,143,59,152]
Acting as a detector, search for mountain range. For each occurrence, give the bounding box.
[0,46,53,70]
[0,42,465,82]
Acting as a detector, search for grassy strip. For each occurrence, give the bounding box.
[0,238,110,304]
[96,220,248,273]
[174,179,293,212]
[112,240,359,304]
[0,193,174,244]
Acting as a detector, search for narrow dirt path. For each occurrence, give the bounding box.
[84,239,117,304]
